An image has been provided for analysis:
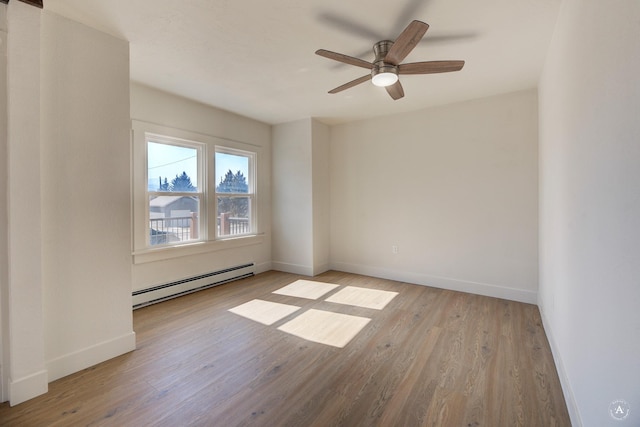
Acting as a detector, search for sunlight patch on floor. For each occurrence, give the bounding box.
[272,279,339,300]
[229,281,398,347]
[277,309,371,348]
[325,286,398,310]
[228,299,301,325]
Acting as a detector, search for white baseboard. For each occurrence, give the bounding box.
[254,261,272,275]
[9,369,48,406]
[46,331,136,383]
[271,261,314,277]
[329,262,538,304]
[312,263,330,276]
[538,306,582,427]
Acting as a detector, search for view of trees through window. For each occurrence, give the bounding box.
[146,140,255,245]
[216,169,248,217]
[156,172,197,192]
[215,150,253,237]
[147,141,201,246]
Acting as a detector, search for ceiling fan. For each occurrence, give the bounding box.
[316,20,465,100]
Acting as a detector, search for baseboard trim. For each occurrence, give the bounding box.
[538,306,582,427]
[312,263,330,276]
[329,262,537,304]
[9,369,48,406]
[46,331,136,383]
[271,261,314,276]
[254,261,272,275]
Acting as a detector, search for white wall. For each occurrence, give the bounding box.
[1,5,135,406]
[312,120,330,274]
[0,2,8,403]
[272,118,330,276]
[272,119,314,275]
[330,90,539,303]
[130,83,272,291]
[5,1,47,405]
[40,12,135,383]
[538,1,640,426]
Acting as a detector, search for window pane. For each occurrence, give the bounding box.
[149,195,200,245]
[148,141,198,192]
[217,196,250,236]
[214,148,255,240]
[215,152,249,193]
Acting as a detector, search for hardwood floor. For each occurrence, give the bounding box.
[0,271,571,426]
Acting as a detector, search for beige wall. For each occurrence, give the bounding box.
[41,12,135,384]
[329,90,539,303]
[538,0,640,425]
[0,3,8,403]
[272,119,315,275]
[312,120,330,274]
[271,118,331,276]
[2,6,136,405]
[4,2,47,405]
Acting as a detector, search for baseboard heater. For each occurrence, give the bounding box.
[132,263,255,309]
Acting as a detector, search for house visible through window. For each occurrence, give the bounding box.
[147,138,203,246]
[136,125,259,254]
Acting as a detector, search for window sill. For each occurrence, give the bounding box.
[132,234,264,264]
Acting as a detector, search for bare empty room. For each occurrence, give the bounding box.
[0,0,638,426]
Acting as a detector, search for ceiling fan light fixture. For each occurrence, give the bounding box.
[371,64,399,87]
[372,71,398,87]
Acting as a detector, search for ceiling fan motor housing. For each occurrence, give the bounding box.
[371,40,398,86]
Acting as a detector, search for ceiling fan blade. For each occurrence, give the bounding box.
[393,0,429,36]
[317,12,385,41]
[386,80,405,100]
[315,49,373,69]
[330,35,474,70]
[332,50,372,70]
[399,60,465,74]
[328,75,372,94]
[385,20,429,65]
[425,33,477,44]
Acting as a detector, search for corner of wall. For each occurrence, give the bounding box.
[537,305,582,426]
[46,332,136,383]
[8,370,48,406]
[254,261,273,275]
[271,261,314,277]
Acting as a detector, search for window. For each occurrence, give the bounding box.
[146,137,203,247]
[215,147,255,238]
[132,120,261,262]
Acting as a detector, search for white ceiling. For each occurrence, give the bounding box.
[44,0,560,125]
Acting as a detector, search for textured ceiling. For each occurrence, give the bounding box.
[44,0,560,125]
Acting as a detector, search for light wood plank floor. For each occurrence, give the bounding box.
[0,271,571,426]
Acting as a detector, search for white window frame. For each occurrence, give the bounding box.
[132,120,262,264]
[146,134,205,247]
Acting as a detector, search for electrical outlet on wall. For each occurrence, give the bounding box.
[392,245,399,254]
